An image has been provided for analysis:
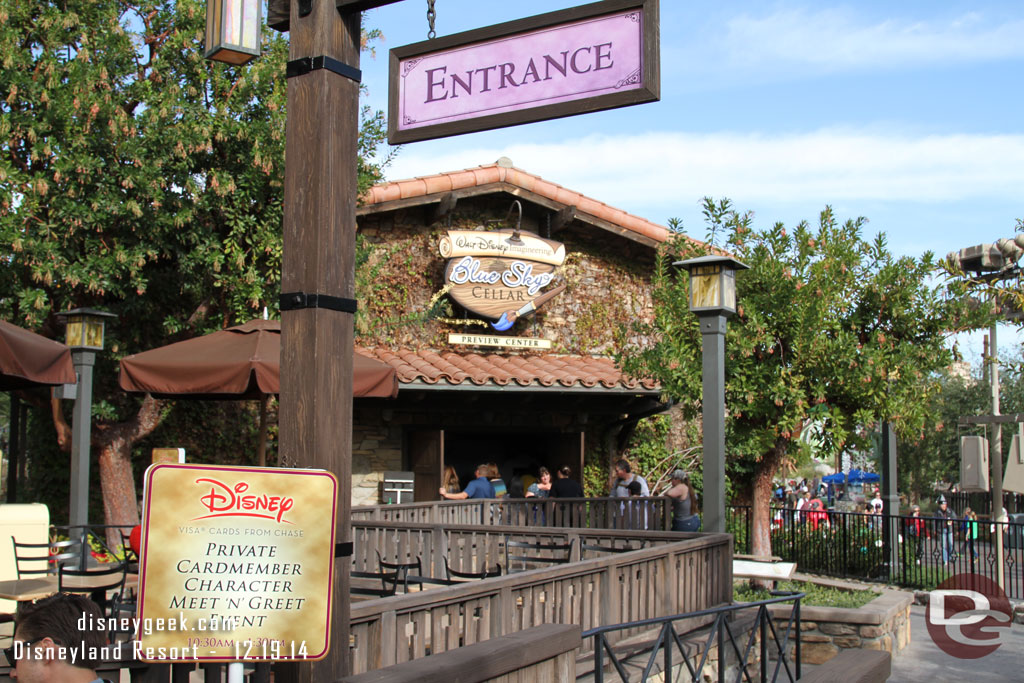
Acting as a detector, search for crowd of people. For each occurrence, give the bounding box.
[910,496,995,566]
[437,459,702,532]
[439,462,583,500]
[771,475,1010,567]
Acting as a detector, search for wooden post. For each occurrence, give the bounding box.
[279,0,361,679]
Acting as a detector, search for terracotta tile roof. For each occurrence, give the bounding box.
[360,159,699,248]
[358,347,659,393]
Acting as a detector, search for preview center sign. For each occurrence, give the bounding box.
[389,0,659,144]
[137,464,338,663]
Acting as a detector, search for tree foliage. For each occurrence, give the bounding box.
[0,1,389,530]
[619,198,990,557]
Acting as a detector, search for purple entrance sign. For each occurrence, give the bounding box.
[388,0,659,144]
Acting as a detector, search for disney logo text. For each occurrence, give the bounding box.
[195,478,295,524]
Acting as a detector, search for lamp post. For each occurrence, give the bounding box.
[204,0,262,65]
[209,0,399,678]
[947,239,1024,591]
[879,420,900,579]
[56,307,116,567]
[673,255,748,533]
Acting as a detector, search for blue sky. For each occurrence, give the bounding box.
[357,1,1024,362]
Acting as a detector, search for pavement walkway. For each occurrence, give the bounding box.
[887,603,1024,683]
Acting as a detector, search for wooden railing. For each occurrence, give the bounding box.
[348,520,732,676]
[352,496,675,531]
[339,623,582,683]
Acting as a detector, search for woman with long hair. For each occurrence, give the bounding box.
[665,469,700,532]
[441,466,460,495]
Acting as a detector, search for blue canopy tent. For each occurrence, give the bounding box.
[847,469,880,484]
[822,472,846,484]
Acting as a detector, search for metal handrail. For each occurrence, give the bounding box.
[583,591,804,683]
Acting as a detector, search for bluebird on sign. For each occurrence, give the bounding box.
[388,0,659,144]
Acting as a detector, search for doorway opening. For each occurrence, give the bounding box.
[444,430,582,496]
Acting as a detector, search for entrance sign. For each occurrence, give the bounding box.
[440,229,567,328]
[389,0,659,144]
[137,464,337,663]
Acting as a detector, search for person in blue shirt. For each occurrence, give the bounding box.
[439,464,495,499]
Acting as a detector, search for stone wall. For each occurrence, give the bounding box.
[771,590,912,665]
[351,405,404,507]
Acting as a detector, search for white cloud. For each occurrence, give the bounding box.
[382,129,1024,209]
[676,8,1024,77]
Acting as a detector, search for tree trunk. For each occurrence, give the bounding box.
[98,438,138,548]
[94,395,166,548]
[750,440,788,588]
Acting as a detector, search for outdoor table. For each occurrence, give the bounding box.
[0,572,138,602]
[0,577,59,602]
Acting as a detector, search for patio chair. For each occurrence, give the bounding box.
[375,551,421,592]
[118,530,139,566]
[107,536,139,643]
[350,566,400,598]
[504,537,575,573]
[58,562,127,615]
[11,536,82,578]
[443,557,502,581]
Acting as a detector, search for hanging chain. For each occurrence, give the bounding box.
[426,0,437,39]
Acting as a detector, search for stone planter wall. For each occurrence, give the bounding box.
[769,588,912,665]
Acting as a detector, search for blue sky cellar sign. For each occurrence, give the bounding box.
[439,229,567,332]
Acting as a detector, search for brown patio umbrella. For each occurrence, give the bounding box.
[118,319,398,464]
[0,320,76,390]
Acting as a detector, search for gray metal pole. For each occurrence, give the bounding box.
[880,422,900,578]
[6,393,20,503]
[699,315,727,534]
[69,348,95,568]
[990,323,1005,589]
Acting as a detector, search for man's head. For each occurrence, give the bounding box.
[10,592,106,682]
[614,459,631,478]
[475,464,489,478]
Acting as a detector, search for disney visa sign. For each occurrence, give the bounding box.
[440,229,567,331]
[389,0,660,144]
[137,464,337,663]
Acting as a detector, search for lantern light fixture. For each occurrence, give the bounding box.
[673,254,749,316]
[56,308,117,351]
[205,0,262,65]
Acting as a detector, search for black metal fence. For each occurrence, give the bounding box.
[583,591,804,682]
[946,491,1024,517]
[728,506,1024,599]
